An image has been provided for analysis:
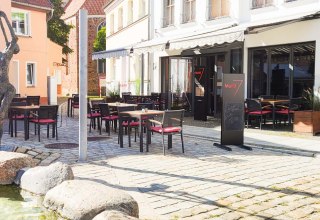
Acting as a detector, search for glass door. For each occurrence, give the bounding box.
[214,54,225,117]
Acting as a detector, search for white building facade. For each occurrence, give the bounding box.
[99,0,150,96]
[134,0,320,119]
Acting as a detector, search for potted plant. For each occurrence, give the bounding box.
[293,88,320,135]
[105,89,120,102]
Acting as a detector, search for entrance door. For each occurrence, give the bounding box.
[214,54,225,117]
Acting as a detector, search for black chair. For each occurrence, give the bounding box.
[121,92,132,103]
[99,103,118,135]
[275,97,302,125]
[28,105,58,141]
[276,95,290,100]
[9,102,28,137]
[147,109,184,155]
[15,94,21,97]
[87,103,101,132]
[117,106,140,147]
[137,103,154,110]
[26,96,40,106]
[71,95,79,117]
[246,99,272,129]
[259,95,274,100]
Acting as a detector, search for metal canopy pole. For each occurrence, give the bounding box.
[78,9,88,161]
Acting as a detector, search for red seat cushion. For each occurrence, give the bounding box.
[30,119,56,124]
[12,115,33,119]
[248,110,271,115]
[150,126,181,133]
[88,113,101,118]
[102,115,118,121]
[122,121,140,127]
[73,104,79,108]
[276,109,294,114]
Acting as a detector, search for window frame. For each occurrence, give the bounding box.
[26,62,36,87]
[207,0,230,20]
[118,7,123,30]
[127,0,133,24]
[163,0,175,27]
[182,0,196,24]
[251,0,274,9]
[11,9,31,36]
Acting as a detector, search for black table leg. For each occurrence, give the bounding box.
[168,135,172,149]
[139,115,143,152]
[119,117,123,148]
[24,111,28,140]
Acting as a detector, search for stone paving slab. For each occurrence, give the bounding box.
[1,112,320,219]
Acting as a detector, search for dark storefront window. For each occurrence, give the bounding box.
[293,44,315,97]
[249,42,315,98]
[270,46,290,96]
[230,48,242,73]
[251,49,268,98]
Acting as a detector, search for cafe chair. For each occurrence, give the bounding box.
[28,105,59,142]
[246,99,272,130]
[258,95,274,100]
[87,103,101,132]
[26,96,40,106]
[71,95,79,117]
[121,92,131,103]
[275,97,302,125]
[9,102,28,137]
[146,109,184,155]
[117,106,140,147]
[99,103,118,135]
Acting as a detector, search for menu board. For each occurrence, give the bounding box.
[221,74,244,145]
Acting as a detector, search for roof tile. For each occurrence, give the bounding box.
[62,0,107,20]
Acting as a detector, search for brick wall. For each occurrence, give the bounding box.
[87,17,105,96]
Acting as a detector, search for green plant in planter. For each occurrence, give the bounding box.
[303,88,320,111]
[107,89,120,102]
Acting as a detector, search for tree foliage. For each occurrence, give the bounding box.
[93,26,106,52]
[48,0,73,54]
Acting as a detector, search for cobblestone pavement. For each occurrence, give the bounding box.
[2,111,320,220]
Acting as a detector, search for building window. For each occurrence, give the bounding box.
[118,7,123,30]
[249,42,315,98]
[54,69,62,85]
[110,14,114,34]
[12,11,30,36]
[208,0,229,20]
[97,59,106,74]
[139,0,146,18]
[182,0,196,23]
[97,21,106,31]
[252,0,274,9]
[128,0,133,24]
[26,62,36,86]
[163,0,175,27]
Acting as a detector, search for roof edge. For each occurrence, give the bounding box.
[12,1,53,12]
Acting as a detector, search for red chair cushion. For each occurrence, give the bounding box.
[276,109,294,114]
[248,110,271,115]
[150,126,181,133]
[122,121,140,127]
[102,115,118,121]
[88,113,101,118]
[73,104,79,108]
[12,115,33,119]
[30,119,56,124]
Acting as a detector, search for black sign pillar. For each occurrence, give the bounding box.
[214,74,252,151]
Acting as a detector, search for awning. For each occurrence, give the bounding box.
[133,23,245,53]
[246,10,320,34]
[92,47,131,60]
[169,26,245,50]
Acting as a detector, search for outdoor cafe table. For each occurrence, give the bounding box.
[118,110,164,152]
[260,99,290,129]
[9,105,40,140]
[107,102,137,107]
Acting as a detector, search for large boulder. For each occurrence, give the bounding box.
[93,210,139,220]
[43,180,139,220]
[20,162,74,195]
[0,151,36,185]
